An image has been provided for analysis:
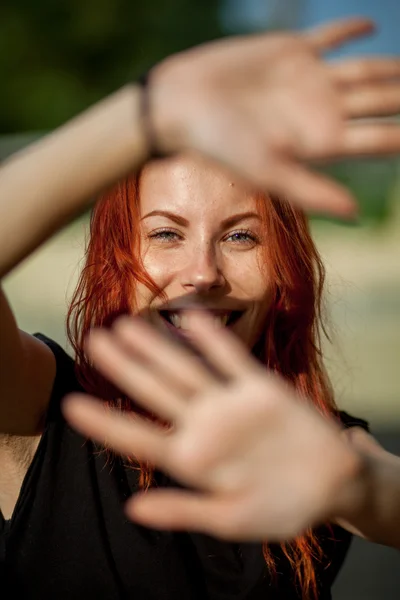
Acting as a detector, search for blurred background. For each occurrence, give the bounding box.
[1,0,399,597]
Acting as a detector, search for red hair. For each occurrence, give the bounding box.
[67,172,336,599]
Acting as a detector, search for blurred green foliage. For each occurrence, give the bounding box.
[0,0,223,132]
[317,158,400,224]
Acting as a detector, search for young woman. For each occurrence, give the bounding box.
[2,153,371,599]
[1,16,400,600]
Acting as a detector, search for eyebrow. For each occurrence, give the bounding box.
[141,210,189,226]
[220,212,261,228]
[141,209,261,228]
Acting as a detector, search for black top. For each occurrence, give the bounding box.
[0,335,369,600]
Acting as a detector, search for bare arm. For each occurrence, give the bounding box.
[0,85,149,434]
[0,290,56,434]
[335,428,400,549]
[0,85,147,279]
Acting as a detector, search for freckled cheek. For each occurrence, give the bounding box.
[229,255,272,302]
[237,266,273,338]
[250,276,274,304]
[141,250,183,289]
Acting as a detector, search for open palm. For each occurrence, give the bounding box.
[64,312,359,542]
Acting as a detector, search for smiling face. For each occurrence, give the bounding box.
[133,155,274,350]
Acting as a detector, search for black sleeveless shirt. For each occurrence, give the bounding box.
[0,335,368,599]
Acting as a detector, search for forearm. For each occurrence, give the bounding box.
[0,84,148,278]
[335,431,400,549]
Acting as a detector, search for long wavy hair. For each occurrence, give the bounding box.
[67,171,336,599]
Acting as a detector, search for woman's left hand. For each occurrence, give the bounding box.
[63,312,360,542]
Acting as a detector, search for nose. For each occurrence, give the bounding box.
[180,245,225,294]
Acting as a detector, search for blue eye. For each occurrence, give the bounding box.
[149,229,183,242]
[225,230,258,244]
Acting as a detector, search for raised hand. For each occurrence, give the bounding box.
[149,18,400,216]
[63,312,361,542]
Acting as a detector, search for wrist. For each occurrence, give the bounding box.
[143,56,199,156]
[331,447,371,523]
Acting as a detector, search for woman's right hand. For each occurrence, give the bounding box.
[150,17,400,216]
[63,313,400,548]
[63,312,361,543]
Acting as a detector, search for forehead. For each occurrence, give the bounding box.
[139,155,258,218]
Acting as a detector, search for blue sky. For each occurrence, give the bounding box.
[302,0,400,55]
[221,0,400,56]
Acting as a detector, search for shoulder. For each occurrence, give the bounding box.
[33,333,82,424]
[0,329,57,435]
[33,334,75,379]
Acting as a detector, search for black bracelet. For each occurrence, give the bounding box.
[138,71,165,160]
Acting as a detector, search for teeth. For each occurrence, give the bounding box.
[167,312,230,329]
[179,313,192,330]
[167,312,195,330]
[169,313,181,328]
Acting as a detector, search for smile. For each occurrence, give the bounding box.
[159,309,243,330]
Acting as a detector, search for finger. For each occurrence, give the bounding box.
[305,17,375,53]
[331,57,400,85]
[62,394,170,466]
[180,310,259,379]
[340,122,400,156]
[126,489,241,539]
[113,316,217,396]
[86,329,186,421]
[201,107,356,217]
[341,83,400,118]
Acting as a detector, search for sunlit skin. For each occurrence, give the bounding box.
[134,155,274,350]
